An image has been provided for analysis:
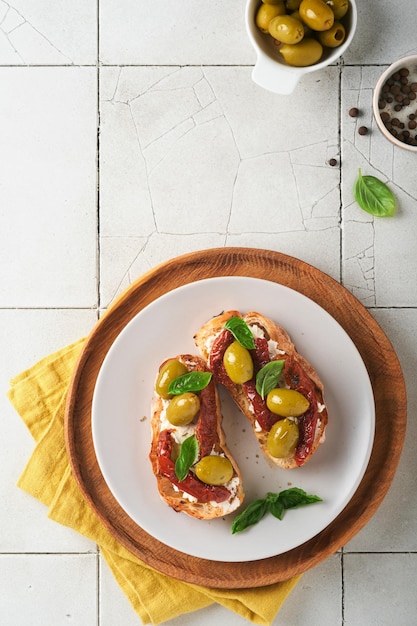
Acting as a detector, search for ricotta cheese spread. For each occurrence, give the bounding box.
[250,323,285,358]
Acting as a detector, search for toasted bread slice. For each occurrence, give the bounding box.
[149,353,244,519]
[194,311,328,469]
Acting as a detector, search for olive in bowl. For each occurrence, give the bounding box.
[245,0,357,94]
[373,55,417,152]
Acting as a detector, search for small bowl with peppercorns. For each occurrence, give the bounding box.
[373,55,417,152]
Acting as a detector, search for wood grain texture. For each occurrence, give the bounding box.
[64,247,407,588]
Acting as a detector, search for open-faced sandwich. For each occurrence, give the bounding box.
[194,311,328,469]
[149,354,244,519]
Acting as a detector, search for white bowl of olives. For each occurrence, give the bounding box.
[245,0,357,95]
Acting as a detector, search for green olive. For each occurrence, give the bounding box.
[263,0,286,5]
[155,359,188,399]
[267,418,299,458]
[223,340,254,384]
[299,0,335,31]
[268,15,304,44]
[256,2,286,33]
[291,10,313,36]
[325,0,349,20]
[285,0,302,10]
[194,455,234,486]
[318,21,345,47]
[266,388,310,416]
[165,392,200,426]
[279,38,323,66]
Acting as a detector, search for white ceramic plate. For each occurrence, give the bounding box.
[92,276,375,562]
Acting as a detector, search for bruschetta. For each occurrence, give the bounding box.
[194,311,328,469]
[149,353,244,519]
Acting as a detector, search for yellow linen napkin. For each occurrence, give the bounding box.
[8,339,301,625]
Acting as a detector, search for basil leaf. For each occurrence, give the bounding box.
[175,435,199,481]
[224,317,256,350]
[275,488,322,510]
[266,493,285,520]
[231,488,322,534]
[354,168,396,217]
[168,371,212,395]
[255,360,285,399]
[231,498,269,534]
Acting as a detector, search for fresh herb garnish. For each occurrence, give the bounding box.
[175,435,199,481]
[168,371,212,395]
[231,498,269,534]
[354,168,397,217]
[255,360,285,399]
[224,317,256,350]
[231,488,322,534]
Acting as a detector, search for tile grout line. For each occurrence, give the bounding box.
[341,548,345,624]
[96,0,101,319]
[0,544,417,558]
[1,305,415,311]
[338,63,343,287]
[97,550,101,626]
[96,3,101,625]
[0,63,392,69]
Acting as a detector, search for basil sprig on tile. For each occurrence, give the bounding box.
[231,488,322,534]
[175,434,199,481]
[354,168,397,217]
[255,360,285,399]
[224,317,256,350]
[168,371,212,395]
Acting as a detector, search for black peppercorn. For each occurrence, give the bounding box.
[377,65,417,147]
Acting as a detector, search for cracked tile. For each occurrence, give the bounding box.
[0,0,96,64]
[203,66,340,158]
[100,233,226,307]
[100,97,155,238]
[100,236,150,306]
[148,113,239,233]
[99,66,342,304]
[229,153,303,233]
[227,230,341,282]
[1,5,25,32]
[129,77,202,150]
[342,66,417,307]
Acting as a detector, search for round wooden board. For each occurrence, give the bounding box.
[64,247,406,588]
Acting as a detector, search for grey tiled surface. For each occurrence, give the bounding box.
[2,1,417,624]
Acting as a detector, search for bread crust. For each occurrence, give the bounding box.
[194,311,328,470]
[149,354,244,519]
